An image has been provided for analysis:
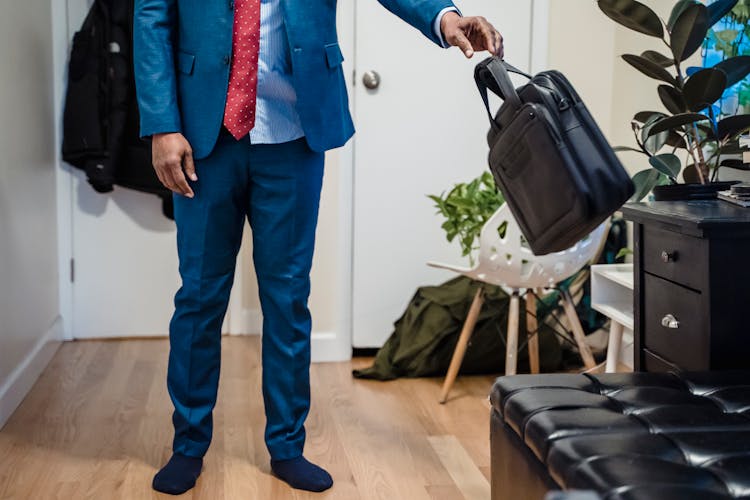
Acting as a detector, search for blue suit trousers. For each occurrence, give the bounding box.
[168,132,324,460]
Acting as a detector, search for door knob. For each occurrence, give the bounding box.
[362,70,381,90]
[661,250,677,263]
[661,314,680,329]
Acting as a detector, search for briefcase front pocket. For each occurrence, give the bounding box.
[488,104,579,245]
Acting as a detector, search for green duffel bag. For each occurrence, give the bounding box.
[353,276,565,381]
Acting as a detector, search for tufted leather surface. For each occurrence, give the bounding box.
[491,371,750,498]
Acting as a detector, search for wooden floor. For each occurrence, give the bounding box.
[0,337,497,500]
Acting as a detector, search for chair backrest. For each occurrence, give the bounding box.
[471,203,607,290]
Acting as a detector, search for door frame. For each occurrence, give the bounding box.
[54,0,76,342]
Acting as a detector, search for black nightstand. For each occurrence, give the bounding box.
[622,200,750,372]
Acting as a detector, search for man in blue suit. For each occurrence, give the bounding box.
[134,0,501,494]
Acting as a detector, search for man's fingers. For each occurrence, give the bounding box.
[171,164,194,198]
[183,150,198,182]
[159,166,179,193]
[155,164,175,192]
[452,30,474,58]
[476,18,496,54]
[153,165,167,189]
[150,133,197,196]
[494,31,504,57]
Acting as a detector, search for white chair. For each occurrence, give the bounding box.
[430,203,608,404]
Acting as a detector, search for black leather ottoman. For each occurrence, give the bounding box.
[490,371,750,500]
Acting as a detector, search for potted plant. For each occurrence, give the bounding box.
[598,0,750,201]
[428,171,505,264]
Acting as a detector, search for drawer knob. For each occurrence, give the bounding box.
[661,314,680,329]
[661,251,677,263]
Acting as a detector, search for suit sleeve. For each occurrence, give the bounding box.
[133,0,182,138]
[375,0,458,46]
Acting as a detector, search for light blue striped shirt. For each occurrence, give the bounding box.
[249,0,305,145]
[250,0,456,144]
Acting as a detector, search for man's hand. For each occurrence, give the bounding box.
[441,12,503,59]
[152,133,197,198]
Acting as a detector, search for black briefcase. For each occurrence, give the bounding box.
[475,57,634,255]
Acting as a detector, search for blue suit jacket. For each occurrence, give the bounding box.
[134,0,455,158]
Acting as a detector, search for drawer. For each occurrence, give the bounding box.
[643,348,680,373]
[642,225,707,291]
[643,274,708,370]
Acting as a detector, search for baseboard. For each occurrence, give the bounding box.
[228,308,350,362]
[311,331,351,363]
[0,316,63,430]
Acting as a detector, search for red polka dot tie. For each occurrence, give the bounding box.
[223,0,261,140]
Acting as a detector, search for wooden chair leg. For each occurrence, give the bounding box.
[439,287,485,404]
[505,291,521,376]
[560,289,597,370]
[605,321,625,373]
[526,289,540,375]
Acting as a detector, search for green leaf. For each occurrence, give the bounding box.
[715,29,740,44]
[713,56,750,88]
[633,111,666,123]
[658,85,687,114]
[634,111,666,124]
[649,153,682,178]
[707,0,739,26]
[613,146,647,154]
[622,54,677,85]
[644,130,670,154]
[657,173,672,186]
[683,68,728,111]
[682,164,701,183]
[429,171,505,262]
[641,50,675,67]
[616,247,633,260]
[665,130,687,149]
[449,198,474,209]
[668,0,698,30]
[719,141,746,155]
[670,3,709,62]
[598,0,665,37]
[646,113,710,137]
[720,159,750,170]
[631,169,664,202]
[697,122,716,140]
[641,114,670,154]
[717,115,750,140]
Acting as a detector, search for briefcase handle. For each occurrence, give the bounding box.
[474,57,532,124]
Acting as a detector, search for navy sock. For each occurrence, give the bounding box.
[152,453,203,495]
[271,456,333,492]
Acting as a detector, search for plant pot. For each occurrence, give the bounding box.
[652,181,740,201]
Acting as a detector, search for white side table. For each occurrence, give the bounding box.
[591,264,634,372]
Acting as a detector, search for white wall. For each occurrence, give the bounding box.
[0,1,63,427]
[547,0,701,175]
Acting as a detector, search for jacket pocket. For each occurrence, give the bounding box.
[324,42,344,69]
[176,50,195,75]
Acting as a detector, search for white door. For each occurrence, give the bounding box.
[64,0,182,339]
[352,1,545,347]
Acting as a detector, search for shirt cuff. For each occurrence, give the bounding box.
[433,7,461,48]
